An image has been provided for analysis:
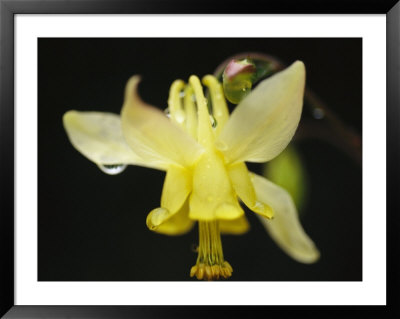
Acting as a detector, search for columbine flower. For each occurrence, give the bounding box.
[63,60,319,281]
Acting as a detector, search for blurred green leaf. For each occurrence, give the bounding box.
[263,145,308,213]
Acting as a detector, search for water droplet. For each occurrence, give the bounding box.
[223,80,252,104]
[253,201,274,219]
[253,201,265,212]
[98,164,127,175]
[164,108,171,118]
[215,140,228,151]
[191,244,199,253]
[312,108,325,119]
[209,115,218,128]
[175,109,186,124]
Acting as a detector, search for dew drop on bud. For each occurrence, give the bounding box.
[98,164,127,175]
[222,58,256,104]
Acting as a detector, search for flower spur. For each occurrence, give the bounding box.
[63,61,320,280]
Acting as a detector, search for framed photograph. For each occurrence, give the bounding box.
[1,0,399,317]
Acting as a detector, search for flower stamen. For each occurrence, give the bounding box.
[190,220,233,280]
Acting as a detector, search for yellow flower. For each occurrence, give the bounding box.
[63,61,319,281]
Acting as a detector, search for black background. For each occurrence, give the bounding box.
[38,38,362,281]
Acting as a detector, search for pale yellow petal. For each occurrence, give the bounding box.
[216,61,306,164]
[227,162,256,207]
[251,173,320,263]
[189,151,243,221]
[219,215,250,235]
[227,162,274,219]
[146,165,192,231]
[63,111,161,169]
[147,200,195,236]
[121,76,204,168]
[161,165,192,214]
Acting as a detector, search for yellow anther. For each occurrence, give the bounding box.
[189,75,214,148]
[202,75,229,135]
[167,80,186,126]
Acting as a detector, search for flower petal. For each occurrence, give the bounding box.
[189,151,243,221]
[216,61,305,164]
[251,173,320,264]
[227,162,274,219]
[219,215,250,235]
[63,111,161,169]
[147,199,195,236]
[121,76,204,168]
[161,165,192,214]
[146,165,192,231]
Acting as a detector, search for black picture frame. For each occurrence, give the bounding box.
[1,0,399,318]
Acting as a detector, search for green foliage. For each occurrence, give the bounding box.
[263,145,308,213]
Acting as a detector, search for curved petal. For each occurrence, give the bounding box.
[161,165,192,214]
[216,61,305,164]
[63,111,162,170]
[121,76,204,168]
[251,173,320,264]
[227,162,274,219]
[147,199,195,236]
[189,151,243,221]
[219,215,250,235]
[146,165,192,231]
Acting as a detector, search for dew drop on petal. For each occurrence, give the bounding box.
[253,201,265,212]
[252,201,274,219]
[209,114,218,128]
[215,140,228,151]
[175,109,186,124]
[98,164,127,175]
[164,108,171,118]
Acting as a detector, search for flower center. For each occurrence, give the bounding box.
[190,220,233,280]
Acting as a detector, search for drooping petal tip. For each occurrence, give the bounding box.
[251,173,320,264]
[63,110,156,168]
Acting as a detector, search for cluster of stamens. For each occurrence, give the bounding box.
[190,221,232,281]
